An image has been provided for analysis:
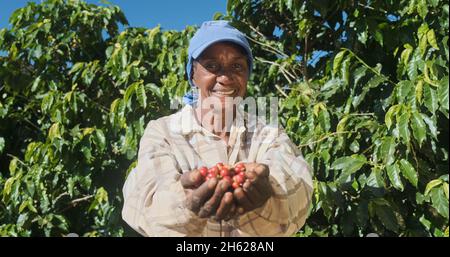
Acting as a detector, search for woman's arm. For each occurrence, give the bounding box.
[122,120,208,236]
[237,127,314,236]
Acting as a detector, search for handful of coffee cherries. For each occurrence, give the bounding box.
[198,162,246,190]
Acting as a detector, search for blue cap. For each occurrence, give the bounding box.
[186,20,253,87]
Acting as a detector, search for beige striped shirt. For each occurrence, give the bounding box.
[122,104,313,236]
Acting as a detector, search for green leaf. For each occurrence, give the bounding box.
[367,75,387,89]
[0,137,4,154]
[430,188,449,218]
[407,49,419,80]
[341,56,351,84]
[3,177,15,196]
[385,104,399,129]
[48,123,61,141]
[136,82,147,109]
[418,23,429,53]
[386,163,404,191]
[81,146,92,163]
[400,44,413,66]
[82,127,95,136]
[374,30,384,46]
[426,29,439,50]
[380,137,396,165]
[146,83,163,98]
[69,62,85,75]
[443,182,449,200]
[31,76,41,92]
[399,159,418,187]
[416,80,424,104]
[396,110,410,144]
[9,158,18,174]
[95,129,106,151]
[318,109,330,132]
[438,76,449,115]
[367,168,385,193]
[397,81,413,103]
[349,140,360,153]
[410,110,426,146]
[423,85,438,114]
[41,92,54,113]
[424,179,443,196]
[333,50,346,77]
[120,49,127,68]
[123,82,137,105]
[331,155,367,175]
[421,113,437,139]
[373,202,399,233]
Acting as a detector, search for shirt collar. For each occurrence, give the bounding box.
[173,104,247,138]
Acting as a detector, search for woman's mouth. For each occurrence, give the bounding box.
[210,89,236,97]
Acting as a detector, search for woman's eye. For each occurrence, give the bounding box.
[232,63,244,71]
[205,63,219,71]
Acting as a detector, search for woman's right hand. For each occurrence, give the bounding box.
[180,169,237,221]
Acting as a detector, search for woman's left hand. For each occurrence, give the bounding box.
[233,163,273,214]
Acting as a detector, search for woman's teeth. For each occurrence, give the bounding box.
[211,90,235,96]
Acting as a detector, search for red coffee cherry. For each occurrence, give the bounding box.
[233,174,245,185]
[208,167,218,177]
[220,167,230,178]
[222,176,232,185]
[199,163,246,189]
[199,166,208,177]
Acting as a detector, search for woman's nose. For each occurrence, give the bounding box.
[215,68,234,84]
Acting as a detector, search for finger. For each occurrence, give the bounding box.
[242,179,264,206]
[214,192,234,221]
[254,163,270,177]
[244,171,272,198]
[244,163,258,173]
[187,178,218,213]
[253,175,273,199]
[245,170,272,200]
[180,169,204,189]
[224,203,237,221]
[245,170,258,182]
[198,179,230,218]
[233,187,253,213]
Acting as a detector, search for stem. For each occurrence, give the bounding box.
[246,35,286,57]
[298,131,353,148]
[255,57,296,80]
[341,48,396,85]
[60,194,94,212]
[275,84,289,98]
[246,25,289,58]
[6,153,28,167]
[348,112,375,117]
[303,34,309,82]
[23,118,41,131]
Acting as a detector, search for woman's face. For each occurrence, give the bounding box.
[192,42,249,105]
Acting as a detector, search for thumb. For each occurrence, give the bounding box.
[180,169,203,189]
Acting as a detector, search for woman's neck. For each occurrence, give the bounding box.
[194,106,235,143]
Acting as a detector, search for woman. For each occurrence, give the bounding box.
[122,21,313,236]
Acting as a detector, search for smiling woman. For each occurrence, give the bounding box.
[121,21,313,237]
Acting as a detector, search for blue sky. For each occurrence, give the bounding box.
[0,0,227,30]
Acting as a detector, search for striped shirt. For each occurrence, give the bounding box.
[122,104,313,236]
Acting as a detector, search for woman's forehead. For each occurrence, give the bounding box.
[198,42,247,59]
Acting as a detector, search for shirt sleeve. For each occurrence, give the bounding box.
[238,126,314,236]
[121,120,207,236]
